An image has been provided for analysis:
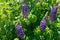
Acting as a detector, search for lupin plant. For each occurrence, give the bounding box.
[49,3,58,22]
[16,20,24,39]
[48,3,59,40]
[22,0,28,18]
[0,0,60,40]
[40,13,47,31]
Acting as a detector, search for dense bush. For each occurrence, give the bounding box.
[0,0,60,40]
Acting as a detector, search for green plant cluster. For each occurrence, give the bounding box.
[0,0,60,40]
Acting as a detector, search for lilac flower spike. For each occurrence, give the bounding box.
[40,13,47,31]
[22,0,28,18]
[16,20,24,39]
[49,3,58,22]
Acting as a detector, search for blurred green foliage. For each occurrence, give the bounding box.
[0,0,60,40]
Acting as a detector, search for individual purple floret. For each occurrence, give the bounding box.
[16,20,24,39]
[49,3,58,22]
[22,0,28,18]
[40,14,47,31]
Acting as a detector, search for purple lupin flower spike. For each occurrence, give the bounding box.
[22,0,28,18]
[49,3,58,22]
[40,13,47,31]
[16,20,24,39]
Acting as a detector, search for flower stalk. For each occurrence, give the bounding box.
[22,0,28,18]
[16,20,24,39]
[49,3,58,22]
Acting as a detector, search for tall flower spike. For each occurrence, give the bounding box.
[22,0,28,18]
[49,3,58,22]
[40,13,47,31]
[16,20,24,39]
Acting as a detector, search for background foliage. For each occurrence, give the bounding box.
[0,0,60,40]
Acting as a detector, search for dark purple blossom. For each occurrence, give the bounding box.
[16,20,24,39]
[40,14,47,31]
[49,3,58,22]
[22,0,28,18]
